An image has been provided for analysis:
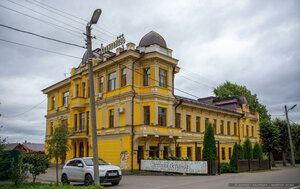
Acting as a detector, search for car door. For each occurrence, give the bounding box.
[66,160,77,181]
[74,160,85,181]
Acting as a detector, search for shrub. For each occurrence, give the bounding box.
[253,143,263,159]
[237,144,244,160]
[220,162,237,173]
[23,153,50,183]
[243,138,253,160]
[10,155,27,186]
[202,123,216,161]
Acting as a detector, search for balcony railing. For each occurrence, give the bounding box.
[134,125,182,137]
[70,97,88,109]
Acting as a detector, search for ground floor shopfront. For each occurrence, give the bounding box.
[67,130,250,170]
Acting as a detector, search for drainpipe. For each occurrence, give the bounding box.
[131,53,144,172]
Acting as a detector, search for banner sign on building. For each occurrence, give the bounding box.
[141,160,208,174]
[100,34,125,54]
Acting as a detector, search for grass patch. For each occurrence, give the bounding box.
[0,183,104,189]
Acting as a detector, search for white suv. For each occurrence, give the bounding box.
[61,157,122,186]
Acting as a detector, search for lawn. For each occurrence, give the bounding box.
[0,183,104,189]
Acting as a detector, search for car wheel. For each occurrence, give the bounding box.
[61,174,70,185]
[111,181,120,186]
[84,174,94,186]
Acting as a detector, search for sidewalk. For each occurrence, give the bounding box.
[35,166,62,183]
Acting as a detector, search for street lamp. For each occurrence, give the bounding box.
[86,9,102,185]
[284,104,297,167]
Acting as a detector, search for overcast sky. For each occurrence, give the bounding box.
[0,0,299,143]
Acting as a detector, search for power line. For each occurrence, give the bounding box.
[26,0,118,39]
[6,0,84,33]
[1,98,46,118]
[0,4,83,39]
[0,23,86,49]
[25,0,86,26]
[11,0,114,44]
[177,72,214,89]
[180,67,220,86]
[0,38,82,59]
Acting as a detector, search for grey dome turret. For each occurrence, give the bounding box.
[139,31,167,48]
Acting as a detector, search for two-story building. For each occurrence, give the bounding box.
[42,31,259,170]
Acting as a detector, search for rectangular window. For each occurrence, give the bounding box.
[143,68,150,86]
[176,146,181,157]
[74,114,77,131]
[197,147,202,160]
[246,125,249,137]
[99,77,104,93]
[108,72,117,91]
[121,68,127,87]
[220,120,224,135]
[51,96,55,110]
[75,84,79,97]
[86,111,89,130]
[186,115,191,132]
[109,109,114,128]
[205,118,209,129]
[159,69,167,87]
[82,82,86,98]
[63,92,69,107]
[196,116,200,132]
[234,122,237,136]
[227,121,231,135]
[144,106,150,125]
[79,113,84,131]
[228,147,232,159]
[222,147,226,160]
[213,119,217,134]
[175,113,181,128]
[252,126,254,137]
[187,147,192,159]
[158,107,167,126]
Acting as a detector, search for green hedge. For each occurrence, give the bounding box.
[220,162,237,173]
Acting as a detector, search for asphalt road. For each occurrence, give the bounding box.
[36,166,300,189]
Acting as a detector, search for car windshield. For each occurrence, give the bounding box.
[83,158,109,166]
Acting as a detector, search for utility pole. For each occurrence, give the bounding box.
[86,9,102,185]
[284,104,296,167]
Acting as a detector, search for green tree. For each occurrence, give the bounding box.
[202,123,216,161]
[259,119,280,166]
[213,81,270,120]
[230,143,245,170]
[23,153,50,183]
[237,144,244,160]
[230,143,238,169]
[273,118,289,165]
[253,143,263,159]
[47,125,69,185]
[243,138,253,160]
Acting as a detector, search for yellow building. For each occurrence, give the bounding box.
[42,31,259,170]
